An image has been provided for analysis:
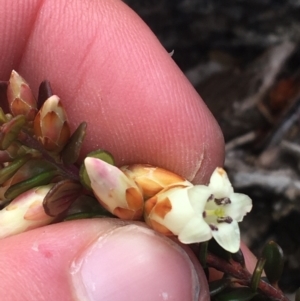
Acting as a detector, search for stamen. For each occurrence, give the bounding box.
[215,197,231,205]
[207,194,214,201]
[217,216,233,224]
[209,224,218,231]
[202,211,206,218]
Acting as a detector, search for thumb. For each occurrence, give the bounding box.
[0,219,209,301]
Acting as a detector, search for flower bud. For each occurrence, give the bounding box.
[0,184,55,239]
[84,157,144,220]
[144,184,211,239]
[121,164,192,199]
[33,95,71,153]
[7,70,37,121]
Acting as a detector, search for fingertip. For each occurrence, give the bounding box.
[1,0,224,182]
[0,219,209,301]
[72,223,209,301]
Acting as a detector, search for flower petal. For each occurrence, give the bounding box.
[208,168,234,198]
[187,185,212,213]
[226,193,252,222]
[178,216,212,244]
[211,220,240,253]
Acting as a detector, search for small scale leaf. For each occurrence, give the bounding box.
[37,80,53,109]
[0,115,26,149]
[43,179,83,217]
[64,212,107,221]
[0,108,7,124]
[198,241,209,268]
[79,150,115,190]
[61,122,87,165]
[261,241,284,286]
[5,170,58,200]
[250,257,266,291]
[0,154,31,184]
[209,278,231,297]
[0,81,9,114]
[0,141,27,163]
[215,287,257,301]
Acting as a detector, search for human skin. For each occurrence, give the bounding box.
[0,0,256,300]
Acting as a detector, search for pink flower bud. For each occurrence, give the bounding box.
[84,157,144,220]
[7,70,37,121]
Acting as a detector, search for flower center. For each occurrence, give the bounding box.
[203,196,233,226]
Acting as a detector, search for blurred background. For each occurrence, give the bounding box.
[123,0,300,293]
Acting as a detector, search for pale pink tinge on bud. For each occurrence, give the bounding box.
[7,70,37,121]
[121,164,192,199]
[33,95,71,153]
[84,157,144,220]
[0,184,55,239]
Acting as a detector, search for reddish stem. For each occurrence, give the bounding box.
[206,252,289,301]
[19,130,80,181]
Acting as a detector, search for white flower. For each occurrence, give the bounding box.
[144,167,252,253]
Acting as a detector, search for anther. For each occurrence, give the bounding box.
[209,224,218,231]
[217,216,233,224]
[207,194,214,201]
[215,197,231,205]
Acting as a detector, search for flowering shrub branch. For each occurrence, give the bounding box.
[0,70,295,301]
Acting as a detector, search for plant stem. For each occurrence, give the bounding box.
[19,130,80,181]
[206,252,290,301]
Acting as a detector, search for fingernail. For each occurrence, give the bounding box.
[71,225,200,301]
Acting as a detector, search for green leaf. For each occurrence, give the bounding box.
[198,241,209,268]
[61,122,87,165]
[261,241,284,286]
[250,257,266,291]
[209,279,231,297]
[215,287,257,301]
[0,154,31,184]
[5,170,58,200]
[43,179,83,217]
[79,150,115,190]
[0,115,26,149]
[64,212,109,221]
[0,108,7,124]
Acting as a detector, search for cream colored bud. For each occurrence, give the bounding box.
[0,184,55,239]
[144,184,212,240]
[121,164,192,199]
[84,157,144,220]
[33,95,70,153]
[7,70,37,121]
